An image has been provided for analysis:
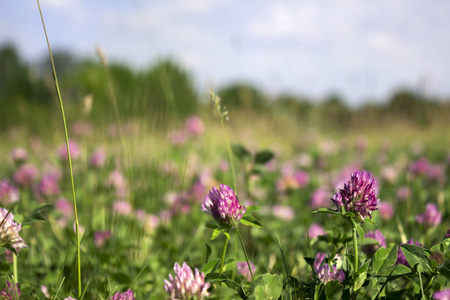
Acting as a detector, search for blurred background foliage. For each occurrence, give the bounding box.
[1,43,450,133]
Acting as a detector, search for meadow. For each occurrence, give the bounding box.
[1,12,450,300]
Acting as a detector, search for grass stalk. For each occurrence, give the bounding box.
[219,233,230,273]
[36,0,82,295]
[234,222,255,282]
[13,254,18,284]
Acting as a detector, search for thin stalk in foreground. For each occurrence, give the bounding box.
[234,221,255,282]
[219,233,230,273]
[13,254,18,284]
[210,91,237,190]
[36,0,82,295]
[351,221,359,286]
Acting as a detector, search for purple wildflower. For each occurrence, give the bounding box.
[14,164,39,188]
[36,175,60,198]
[89,148,106,168]
[71,121,93,137]
[362,230,386,256]
[55,198,73,219]
[168,130,187,146]
[378,202,394,221]
[64,297,76,300]
[237,261,256,282]
[105,171,127,197]
[309,188,330,209]
[446,229,450,239]
[0,180,19,205]
[108,289,135,300]
[381,166,398,184]
[396,239,423,268]
[433,288,450,300]
[94,231,112,248]
[10,148,28,164]
[164,262,210,300]
[0,207,27,253]
[416,203,441,227]
[272,205,295,221]
[396,186,410,201]
[113,200,132,216]
[331,170,380,223]
[308,223,327,239]
[185,116,205,137]
[0,281,21,300]
[314,253,345,284]
[57,140,81,161]
[201,184,246,228]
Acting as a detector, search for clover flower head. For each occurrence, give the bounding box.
[416,203,441,227]
[10,148,28,164]
[0,180,19,205]
[14,164,39,188]
[0,208,27,253]
[164,262,210,300]
[378,202,394,220]
[396,239,423,267]
[236,261,256,282]
[331,170,379,223]
[272,205,295,221]
[185,116,205,137]
[433,288,450,300]
[308,223,327,239]
[201,184,246,228]
[362,230,386,256]
[89,148,106,168]
[57,140,81,161]
[0,281,21,300]
[314,253,345,284]
[108,289,135,300]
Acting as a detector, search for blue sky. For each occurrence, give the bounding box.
[1,0,450,105]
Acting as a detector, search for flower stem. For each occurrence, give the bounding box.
[219,232,230,273]
[13,254,18,284]
[352,224,359,283]
[234,222,255,281]
[36,0,81,295]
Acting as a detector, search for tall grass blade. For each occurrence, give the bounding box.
[36,0,82,295]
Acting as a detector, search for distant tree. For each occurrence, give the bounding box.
[0,44,33,101]
[141,59,198,118]
[218,83,267,110]
[318,94,352,128]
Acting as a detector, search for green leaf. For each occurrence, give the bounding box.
[373,244,398,274]
[201,258,221,274]
[211,229,221,240]
[355,224,365,243]
[222,258,236,272]
[401,244,431,272]
[325,281,343,300]
[206,244,212,263]
[232,144,251,161]
[22,204,53,226]
[2,243,18,256]
[225,280,248,299]
[205,272,228,283]
[254,150,274,165]
[364,218,377,225]
[354,261,369,291]
[311,208,341,215]
[439,267,450,279]
[244,205,260,215]
[240,215,262,228]
[249,274,282,300]
[210,286,238,299]
[206,223,220,230]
